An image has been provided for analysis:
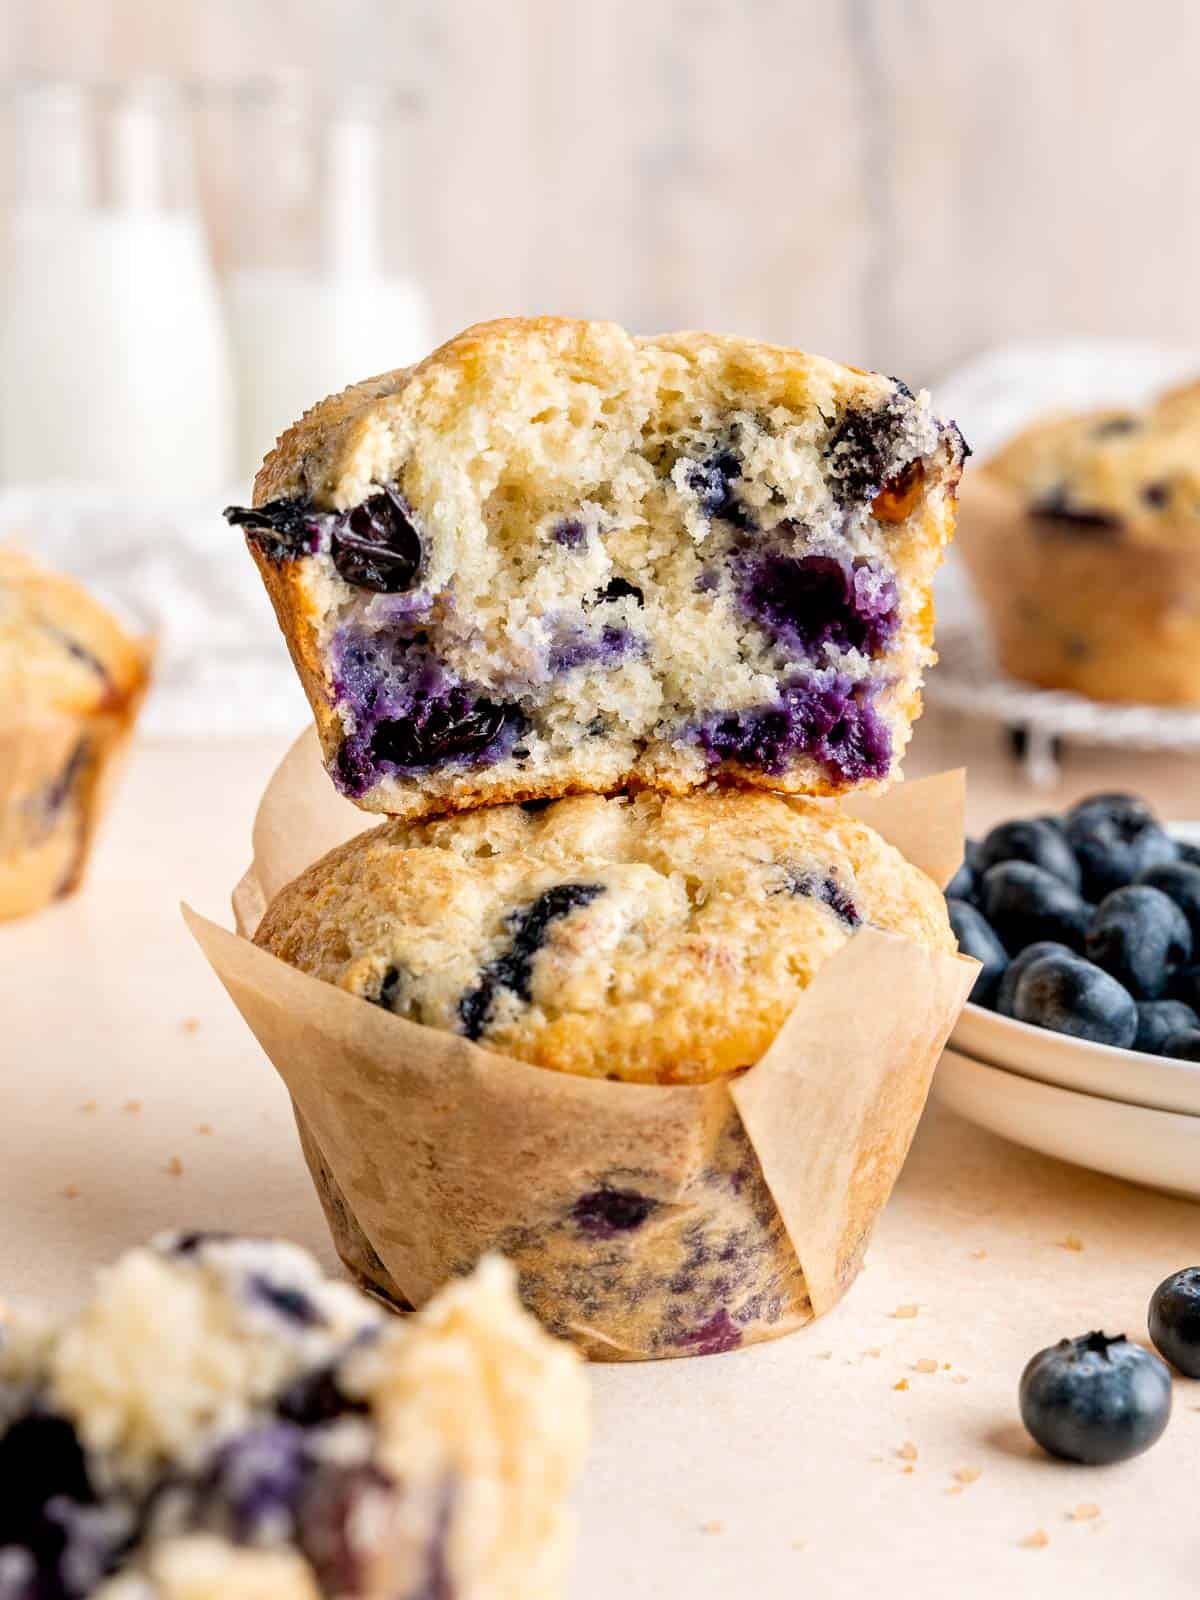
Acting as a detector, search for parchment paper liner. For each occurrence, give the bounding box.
[0,646,153,918]
[186,730,977,1361]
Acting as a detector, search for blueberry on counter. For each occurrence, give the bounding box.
[945,838,981,904]
[1136,861,1200,944]
[995,941,1075,1018]
[1134,1000,1200,1056]
[1019,1331,1172,1464]
[1162,1029,1200,1062]
[979,861,1092,953]
[977,817,1082,891]
[1013,953,1137,1048]
[1065,793,1178,901]
[946,899,1007,1007]
[1149,1267,1200,1377]
[1085,886,1191,999]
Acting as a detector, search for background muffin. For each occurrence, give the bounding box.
[959,380,1200,704]
[0,548,151,918]
[253,788,954,1086]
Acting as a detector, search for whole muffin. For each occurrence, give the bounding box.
[0,549,150,918]
[0,1233,586,1600]
[228,317,964,819]
[253,788,954,1086]
[960,380,1200,703]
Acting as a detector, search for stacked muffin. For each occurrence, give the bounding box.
[961,378,1200,704]
[0,548,150,919]
[223,316,967,1355]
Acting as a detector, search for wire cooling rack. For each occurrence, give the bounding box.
[926,623,1200,787]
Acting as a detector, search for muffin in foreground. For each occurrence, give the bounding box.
[227,317,965,820]
[0,1234,587,1600]
[253,788,955,1085]
[961,379,1200,704]
[0,548,150,918]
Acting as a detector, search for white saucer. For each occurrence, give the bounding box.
[952,1003,1200,1117]
[934,1048,1200,1201]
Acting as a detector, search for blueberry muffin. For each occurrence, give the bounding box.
[253,788,954,1086]
[228,318,965,819]
[0,548,150,919]
[0,1233,587,1600]
[961,379,1200,703]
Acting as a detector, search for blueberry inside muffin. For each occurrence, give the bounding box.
[0,1235,586,1599]
[228,318,964,821]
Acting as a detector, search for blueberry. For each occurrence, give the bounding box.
[277,1362,369,1428]
[224,497,325,561]
[368,695,524,772]
[944,839,981,904]
[572,1189,657,1237]
[1134,1000,1200,1055]
[1085,886,1191,999]
[1177,841,1200,869]
[686,450,751,526]
[979,861,1092,953]
[824,398,912,505]
[1019,1331,1171,1464]
[328,490,423,593]
[0,1411,94,1566]
[248,1275,324,1328]
[1013,953,1137,1048]
[946,899,1007,1008]
[1163,1029,1200,1061]
[586,577,644,607]
[740,553,899,661]
[458,883,605,1039]
[692,676,893,785]
[1148,1267,1200,1377]
[1168,965,1200,1010]
[785,871,860,927]
[1136,862,1200,944]
[977,818,1081,891]
[553,518,588,548]
[995,941,1075,1018]
[1029,489,1123,536]
[1065,794,1178,900]
[205,1423,310,1542]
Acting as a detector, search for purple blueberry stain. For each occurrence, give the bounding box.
[784,871,861,926]
[572,1188,657,1238]
[675,1308,743,1357]
[689,673,891,784]
[549,622,640,675]
[247,1276,323,1329]
[741,551,899,663]
[552,517,588,549]
[205,1423,310,1543]
[458,883,606,1040]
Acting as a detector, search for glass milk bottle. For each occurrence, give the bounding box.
[0,79,235,496]
[223,81,432,484]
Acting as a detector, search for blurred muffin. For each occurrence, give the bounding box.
[959,380,1200,703]
[0,548,150,918]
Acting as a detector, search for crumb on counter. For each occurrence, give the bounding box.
[1021,1530,1050,1550]
[892,1304,919,1319]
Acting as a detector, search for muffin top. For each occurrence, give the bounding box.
[254,789,953,1085]
[0,547,149,718]
[984,379,1200,547]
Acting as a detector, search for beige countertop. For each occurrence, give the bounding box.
[2,711,1198,1599]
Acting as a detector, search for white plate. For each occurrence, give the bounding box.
[949,821,1200,1116]
[934,1048,1200,1201]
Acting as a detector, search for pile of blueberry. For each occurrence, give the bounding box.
[1020,1267,1200,1465]
[947,792,1200,1057]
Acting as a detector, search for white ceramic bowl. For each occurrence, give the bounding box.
[949,822,1200,1116]
[934,1048,1200,1201]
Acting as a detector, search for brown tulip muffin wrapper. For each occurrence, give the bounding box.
[959,472,1200,705]
[0,650,153,919]
[186,730,976,1361]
